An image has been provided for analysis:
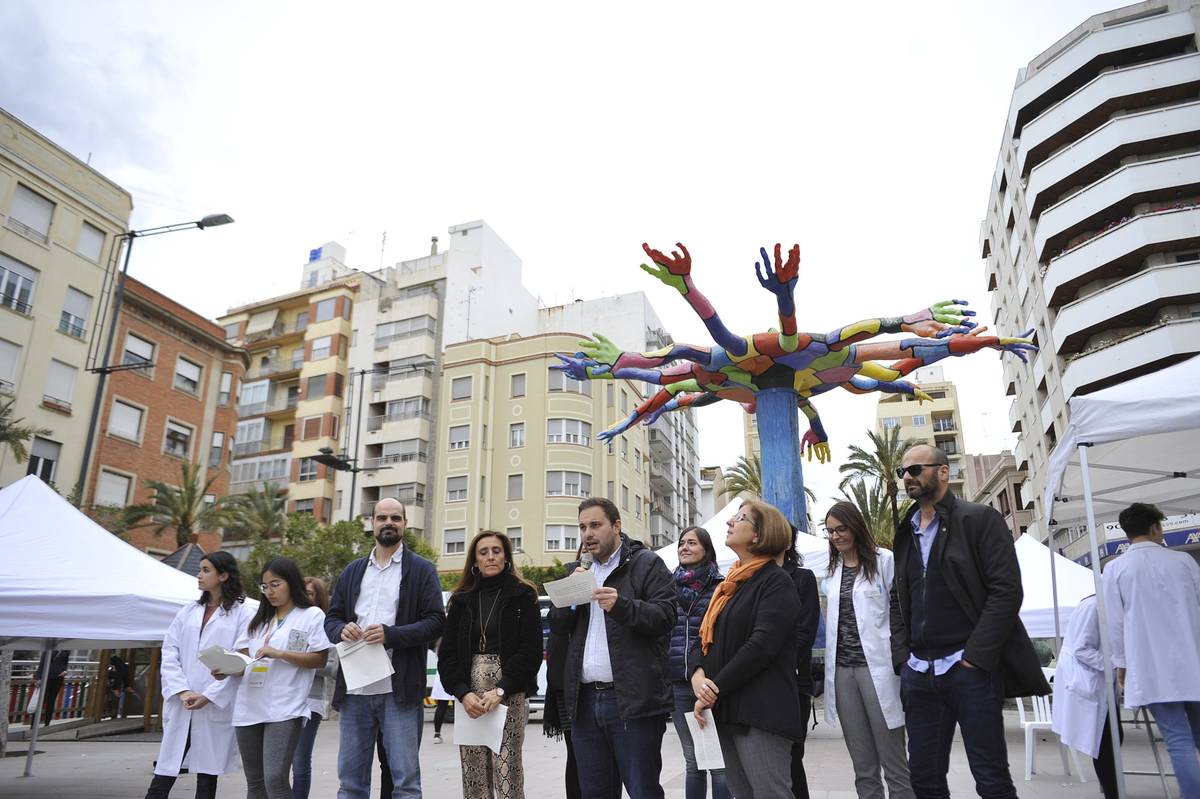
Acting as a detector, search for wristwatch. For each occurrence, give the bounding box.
[494,687,505,697]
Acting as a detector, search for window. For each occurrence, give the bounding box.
[295,311,309,331]
[9,184,54,241]
[507,474,523,501]
[378,438,428,464]
[375,315,436,345]
[59,287,90,338]
[545,524,578,552]
[546,470,592,498]
[78,222,104,262]
[0,253,37,314]
[315,298,336,322]
[219,372,233,406]
[506,527,523,552]
[547,418,592,445]
[27,437,60,481]
[310,335,333,359]
[306,375,326,400]
[383,396,430,421]
[451,376,472,401]
[96,470,132,507]
[622,390,629,414]
[223,323,240,341]
[634,448,641,472]
[164,420,194,458]
[294,499,315,515]
[881,417,901,430]
[120,333,154,371]
[298,457,318,481]
[509,422,525,448]
[333,373,344,397]
[511,373,526,397]
[622,484,630,509]
[911,414,927,426]
[210,431,225,467]
[108,400,143,440]
[0,338,20,394]
[444,528,466,555]
[607,480,614,499]
[448,425,470,450]
[447,476,468,502]
[174,357,202,394]
[45,359,77,408]
[547,365,591,395]
[301,416,322,440]
[635,494,642,519]
[620,437,627,460]
[606,383,614,407]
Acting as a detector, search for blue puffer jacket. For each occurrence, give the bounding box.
[668,563,723,682]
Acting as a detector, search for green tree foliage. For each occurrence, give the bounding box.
[124,461,234,548]
[839,428,917,534]
[0,398,50,464]
[839,477,910,549]
[722,454,762,497]
[223,482,288,541]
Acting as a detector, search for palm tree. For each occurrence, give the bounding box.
[722,453,817,508]
[840,477,910,549]
[838,427,917,533]
[0,398,50,464]
[124,462,234,547]
[223,481,289,541]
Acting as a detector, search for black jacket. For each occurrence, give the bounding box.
[325,548,446,706]
[889,492,1050,698]
[784,562,821,695]
[556,535,676,721]
[437,573,542,699]
[691,561,804,741]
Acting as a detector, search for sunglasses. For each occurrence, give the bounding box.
[895,463,943,479]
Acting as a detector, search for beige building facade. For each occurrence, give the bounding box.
[874,366,967,497]
[0,108,132,491]
[963,452,1032,540]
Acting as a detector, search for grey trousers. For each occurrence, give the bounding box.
[236,718,303,799]
[835,666,914,799]
[717,725,793,798]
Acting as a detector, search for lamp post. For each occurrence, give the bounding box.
[76,214,235,493]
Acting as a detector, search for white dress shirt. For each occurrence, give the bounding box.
[349,545,404,695]
[581,546,622,684]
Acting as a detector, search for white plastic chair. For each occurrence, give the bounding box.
[1015,695,1086,782]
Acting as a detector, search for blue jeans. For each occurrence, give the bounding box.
[337,694,422,799]
[571,684,665,799]
[1147,701,1200,799]
[291,714,322,799]
[671,682,730,799]
[900,663,1016,799]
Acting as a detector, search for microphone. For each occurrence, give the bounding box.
[580,552,594,570]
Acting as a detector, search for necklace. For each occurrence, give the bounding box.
[478,587,502,651]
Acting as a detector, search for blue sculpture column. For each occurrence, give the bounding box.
[755,387,808,532]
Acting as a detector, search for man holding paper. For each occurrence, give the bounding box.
[325,499,446,799]
[557,496,675,798]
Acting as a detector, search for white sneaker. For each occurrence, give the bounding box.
[433,733,443,744]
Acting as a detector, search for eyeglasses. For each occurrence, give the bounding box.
[895,464,943,479]
[824,524,851,538]
[731,512,757,527]
[260,580,284,592]
[375,514,406,523]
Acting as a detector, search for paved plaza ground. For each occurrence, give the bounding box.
[0,708,1177,798]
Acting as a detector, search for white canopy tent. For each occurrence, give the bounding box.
[0,475,200,775]
[1012,533,1097,639]
[1041,354,1200,799]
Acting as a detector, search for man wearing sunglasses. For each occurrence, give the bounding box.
[889,444,1048,799]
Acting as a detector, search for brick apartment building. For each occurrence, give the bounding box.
[88,276,247,555]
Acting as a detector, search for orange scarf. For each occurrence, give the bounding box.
[698,556,773,655]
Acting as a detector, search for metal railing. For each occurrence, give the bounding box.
[42,394,71,412]
[58,316,85,338]
[252,355,304,378]
[1,291,32,315]
[0,378,13,395]
[367,409,430,431]
[245,320,307,344]
[932,420,957,432]
[364,452,428,469]
[5,216,48,244]
[233,439,270,456]
[7,662,97,725]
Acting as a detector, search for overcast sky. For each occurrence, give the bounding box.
[1,0,1125,522]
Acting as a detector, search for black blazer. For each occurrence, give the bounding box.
[437,574,542,699]
[693,561,804,741]
[784,562,820,695]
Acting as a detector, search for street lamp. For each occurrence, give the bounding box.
[76,214,235,491]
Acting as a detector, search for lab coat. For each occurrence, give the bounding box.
[1052,595,1106,758]
[155,600,256,777]
[823,548,904,729]
[1103,540,1200,708]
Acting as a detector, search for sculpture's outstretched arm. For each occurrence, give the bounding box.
[754,244,800,349]
[569,333,716,373]
[641,242,748,357]
[822,300,979,352]
[851,325,1037,370]
[797,398,831,464]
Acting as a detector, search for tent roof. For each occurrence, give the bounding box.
[1044,355,1200,526]
[162,542,208,576]
[0,476,200,650]
[1013,533,1097,638]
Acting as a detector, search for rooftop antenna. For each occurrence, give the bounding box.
[380,231,387,269]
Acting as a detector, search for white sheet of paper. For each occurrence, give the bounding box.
[685,710,725,771]
[453,701,508,753]
[197,646,256,675]
[544,569,596,608]
[335,639,394,692]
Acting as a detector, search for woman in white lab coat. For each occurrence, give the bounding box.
[822,502,914,799]
[145,551,255,799]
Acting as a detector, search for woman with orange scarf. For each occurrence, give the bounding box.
[690,499,804,798]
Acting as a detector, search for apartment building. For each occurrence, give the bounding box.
[430,332,653,572]
[980,1,1200,541]
[963,452,1032,540]
[0,108,132,490]
[875,366,968,497]
[88,277,247,554]
[218,244,358,538]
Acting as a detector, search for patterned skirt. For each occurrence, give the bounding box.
[460,653,528,799]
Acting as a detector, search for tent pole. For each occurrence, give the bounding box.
[1079,445,1127,799]
[21,640,55,778]
[1048,528,1063,655]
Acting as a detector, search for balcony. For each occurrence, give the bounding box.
[363,452,428,469]
[360,494,425,517]
[264,393,299,415]
[1014,439,1030,472]
[1061,316,1200,398]
[0,378,13,395]
[245,319,307,345]
[649,470,674,494]
[931,419,957,433]
[1032,353,1048,390]
[1043,205,1200,305]
[5,216,48,243]
[232,439,270,457]
[647,429,672,464]
[1,291,32,316]
[250,354,304,379]
[1019,50,1200,174]
[237,400,267,416]
[1035,152,1200,262]
[1009,399,1024,433]
[58,316,85,339]
[367,409,430,431]
[1053,260,1200,354]
[1040,397,1057,435]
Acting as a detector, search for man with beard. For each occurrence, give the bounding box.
[326,498,445,798]
[889,444,1047,799]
